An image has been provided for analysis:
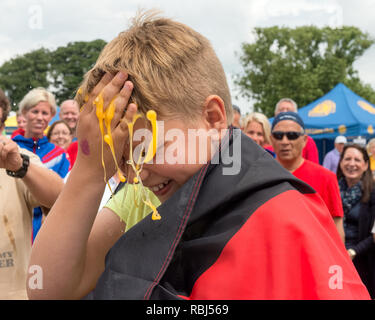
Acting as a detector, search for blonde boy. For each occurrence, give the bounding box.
[28,12,370,300]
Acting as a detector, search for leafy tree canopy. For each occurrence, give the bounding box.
[0,39,106,110]
[235,26,375,117]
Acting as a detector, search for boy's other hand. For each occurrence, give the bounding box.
[74,71,136,182]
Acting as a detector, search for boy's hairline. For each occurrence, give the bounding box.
[75,11,233,126]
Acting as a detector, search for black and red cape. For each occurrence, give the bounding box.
[88,128,370,299]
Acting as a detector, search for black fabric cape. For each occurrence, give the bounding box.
[86,128,370,300]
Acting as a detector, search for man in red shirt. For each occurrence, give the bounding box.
[274,98,319,163]
[271,111,345,242]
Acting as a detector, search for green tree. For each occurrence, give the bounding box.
[0,39,106,110]
[0,48,50,109]
[50,39,107,103]
[235,26,375,117]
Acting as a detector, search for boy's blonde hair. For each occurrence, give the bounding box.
[244,112,272,145]
[76,11,233,124]
[19,87,57,116]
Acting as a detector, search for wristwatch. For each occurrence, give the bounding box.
[6,153,30,178]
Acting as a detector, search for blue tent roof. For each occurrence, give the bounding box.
[298,83,375,139]
[50,106,60,125]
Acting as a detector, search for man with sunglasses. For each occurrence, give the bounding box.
[271,112,345,242]
[274,98,319,163]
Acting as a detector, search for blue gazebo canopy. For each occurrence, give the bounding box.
[298,83,375,139]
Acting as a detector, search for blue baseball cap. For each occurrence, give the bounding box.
[271,111,305,131]
[232,105,241,115]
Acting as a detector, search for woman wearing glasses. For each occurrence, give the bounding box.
[47,120,78,169]
[47,120,73,150]
[337,143,375,298]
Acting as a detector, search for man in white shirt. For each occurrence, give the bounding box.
[323,135,347,173]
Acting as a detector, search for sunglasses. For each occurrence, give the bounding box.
[272,131,304,140]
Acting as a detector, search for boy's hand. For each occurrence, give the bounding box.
[75,71,137,182]
[0,137,23,171]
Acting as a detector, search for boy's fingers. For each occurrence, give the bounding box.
[82,71,128,117]
[125,103,138,123]
[82,72,114,114]
[101,72,129,111]
[112,81,134,126]
[119,103,138,131]
[91,72,114,98]
[112,103,138,164]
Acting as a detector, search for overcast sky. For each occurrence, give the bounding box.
[1,0,375,114]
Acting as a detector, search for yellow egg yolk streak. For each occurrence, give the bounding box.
[93,93,108,185]
[89,91,161,221]
[124,110,161,220]
[103,99,126,183]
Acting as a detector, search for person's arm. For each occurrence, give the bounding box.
[347,210,375,260]
[333,217,345,244]
[348,235,375,260]
[348,193,375,260]
[27,71,136,299]
[322,153,332,171]
[303,136,319,164]
[320,171,345,243]
[0,139,63,208]
[22,159,63,208]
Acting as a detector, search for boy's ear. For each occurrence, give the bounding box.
[202,95,227,130]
